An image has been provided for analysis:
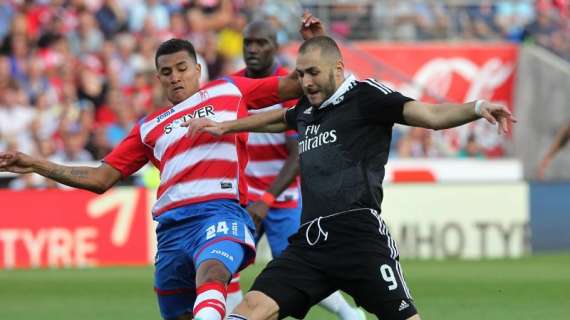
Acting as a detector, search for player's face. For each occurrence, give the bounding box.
[296,49,339,106]
[243,29,277,75]
[156,50,201,105]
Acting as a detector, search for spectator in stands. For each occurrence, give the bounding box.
[415,0,450,40]
[128,0,170,32]
[67,8,105,56]
[398,127,448,158]
[468,0,501,41]
[457,133,486,158]
[0,82,36,155]
[95,0,127,39]
[50,130,93,163]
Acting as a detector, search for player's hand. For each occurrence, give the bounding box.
[477,101,517,134]
[246,201,269,230]
[181,118,226,138]
[0,151,35,174]
[300,11,325,40]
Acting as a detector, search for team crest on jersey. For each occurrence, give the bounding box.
[163,105,215,134]
[199,90,209,101]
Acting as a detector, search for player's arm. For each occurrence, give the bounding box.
[266,136,299,198]
[537,123,570,179]
[0,152,121,194]
[184,108,289,136]
[402,100,516,133]
[247,136,300,227]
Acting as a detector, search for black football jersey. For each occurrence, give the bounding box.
[285,75,414,223]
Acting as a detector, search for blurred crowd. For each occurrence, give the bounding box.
[323,0,569,60]
[0,0,568,189]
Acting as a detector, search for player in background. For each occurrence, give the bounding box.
[183,36,516,320]
[537,121,570,179]
[224,20,364,320]
[0,13,323,320]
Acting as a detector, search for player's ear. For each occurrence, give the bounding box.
[335,59,344,76]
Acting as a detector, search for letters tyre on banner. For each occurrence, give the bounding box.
[382,183,530,259]
[0,188,155,269]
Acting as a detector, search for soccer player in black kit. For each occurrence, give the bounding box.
[183,36,516,320]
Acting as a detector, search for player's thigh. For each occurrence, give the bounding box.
[263,207,301,258]
[194,215,257,274]
[338,255,417,320]
[154,236,197,319]
[251,246,335,319]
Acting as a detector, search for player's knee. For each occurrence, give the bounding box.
[232,291,279,320]
[407,313,421,320]
[195,259,231,285]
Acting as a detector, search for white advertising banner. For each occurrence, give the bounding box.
[381,183,529,259]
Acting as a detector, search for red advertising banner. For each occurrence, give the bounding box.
[283,42,519,156]
[0,188,154,269]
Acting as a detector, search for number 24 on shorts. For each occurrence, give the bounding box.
[206,221,239,240]
[380,264,398,291]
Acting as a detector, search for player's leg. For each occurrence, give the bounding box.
[226,272,244,314]
[263,206,300,258]
[153,222,199,320]
[194,242,245,320]
[226,211,268,314]
[264,207,362,319]
[228,241,335,320]
[228,291,280,320]
[192,211,256,320]
[318,291,366,320]
[335,211,420,320]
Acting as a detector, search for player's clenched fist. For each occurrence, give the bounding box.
[0,151,35,174]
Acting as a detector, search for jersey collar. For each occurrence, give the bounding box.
[317,74,357,110]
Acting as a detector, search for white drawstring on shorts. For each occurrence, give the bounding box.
[305,216,329,246]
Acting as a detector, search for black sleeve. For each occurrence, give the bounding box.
[284,105,298,130]
[359,80,414,125]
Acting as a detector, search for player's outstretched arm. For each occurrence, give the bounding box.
[0,151,122,194]
[537,123,570,179]
[183,108,288,137]
[403,99,517,133]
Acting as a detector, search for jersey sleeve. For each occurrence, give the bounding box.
[359,79,414,125]
[103,124,149,178]
[284,105,298,130]
[228,76,281,110]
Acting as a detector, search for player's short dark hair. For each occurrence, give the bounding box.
[299,36,341,61]
[155,38,197,68]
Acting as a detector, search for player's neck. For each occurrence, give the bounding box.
[246,61,278,79]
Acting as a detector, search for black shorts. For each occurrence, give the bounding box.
[250,208,418,320]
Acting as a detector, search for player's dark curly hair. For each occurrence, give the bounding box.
[155,38,197,68]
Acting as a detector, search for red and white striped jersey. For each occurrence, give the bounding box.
[104,76,281,217]
[233,67,300,208]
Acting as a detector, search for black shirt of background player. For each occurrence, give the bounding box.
[285,75,414,224]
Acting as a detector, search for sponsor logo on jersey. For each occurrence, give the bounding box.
[163,105,215,134]
[299,124,337,154]
[210,249,234,261]
[156,107,176,123]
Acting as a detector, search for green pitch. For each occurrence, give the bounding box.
[1,254,569,319]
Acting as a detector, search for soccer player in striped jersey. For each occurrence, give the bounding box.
[225,20,364,320]
[0,13,323,320]
[184,36,516,320]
